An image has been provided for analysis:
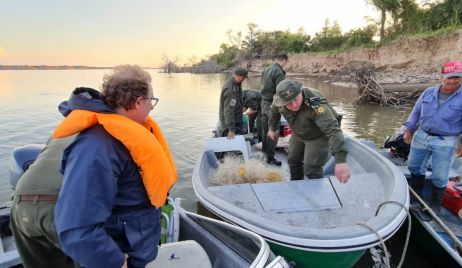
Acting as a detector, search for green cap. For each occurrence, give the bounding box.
[274,79,302,106]
[234,67,248,78]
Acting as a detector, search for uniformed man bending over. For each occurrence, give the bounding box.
[242,89,262,141]
[268,79,350,182]
[219,67,248,139]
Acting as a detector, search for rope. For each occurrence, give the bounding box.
[358,200,411,268]
[375,201,411,268]
[357,221,391,268]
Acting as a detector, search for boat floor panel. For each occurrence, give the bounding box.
[251,179,341,212]
[208,172,385,228]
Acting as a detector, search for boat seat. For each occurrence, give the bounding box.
[146,240,212,268]
[205,136,250,161]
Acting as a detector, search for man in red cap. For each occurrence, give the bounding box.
[404,60,462,214]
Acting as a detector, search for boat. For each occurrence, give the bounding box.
[192,134,410,268]
[381,135,462,267]
[4,144,290,268]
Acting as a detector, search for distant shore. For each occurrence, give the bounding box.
[0,65,160,70]
[0,65,111,70]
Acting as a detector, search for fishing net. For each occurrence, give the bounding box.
[210,154,284,186]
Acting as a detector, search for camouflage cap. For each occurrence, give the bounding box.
[234,67,248,78]
[274,79,302,106]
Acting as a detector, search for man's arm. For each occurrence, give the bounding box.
[313,106,350,183]
[222,88,237,133]
[55,135,125,268]
[404,91,425,132]
[268,104,281,140]
[313,103,347,164]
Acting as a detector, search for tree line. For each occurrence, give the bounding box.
[161,0,462,73]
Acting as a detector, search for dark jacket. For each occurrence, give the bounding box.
[219,77,244,132]
[260,63,286,101]
[55,88,160,268]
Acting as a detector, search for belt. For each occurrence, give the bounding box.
[424,131,441,136]
[18,195,58,202]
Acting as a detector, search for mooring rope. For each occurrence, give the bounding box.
[358,201,411,268]
[357,221,391,268]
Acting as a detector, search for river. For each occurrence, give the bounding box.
[0,70,428,267]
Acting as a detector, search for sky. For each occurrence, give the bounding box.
[0,0,378,67]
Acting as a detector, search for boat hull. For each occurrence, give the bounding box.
[269,242,365,268]
[197,201,367,268]
[410,210,462,267]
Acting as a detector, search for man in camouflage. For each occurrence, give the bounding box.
[219,67,248,139]
[261,52,288,166]
[268,79,350,182]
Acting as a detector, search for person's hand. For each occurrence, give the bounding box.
[456,144,462,157]
[268,130,278,140]
[227,131,236,139]
[335,163,350,183]
[244,108,257,115]
[121,254,128,268]
[403,129,413,144]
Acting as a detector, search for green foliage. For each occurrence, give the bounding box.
[421,0,462,31]
[205,0,462,69]
[342,25,377,48]
[370,0,462,41]
[310,19,347,51]
[210,43,240,68]
[250,30,311,57]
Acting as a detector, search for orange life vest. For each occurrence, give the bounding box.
[53,110,177,208]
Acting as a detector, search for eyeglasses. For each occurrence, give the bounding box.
[143,97,159,108]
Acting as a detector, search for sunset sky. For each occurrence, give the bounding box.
[0,0,378,67]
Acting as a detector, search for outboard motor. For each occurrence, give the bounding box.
[383,131,410,161]
[9,144,44,189]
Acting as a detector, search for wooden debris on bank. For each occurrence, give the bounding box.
[353,65,421,106]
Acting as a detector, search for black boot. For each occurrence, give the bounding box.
[409,174,432,221]
[266,156,282,166]
[409,174,425,201]
[430,186,445,215]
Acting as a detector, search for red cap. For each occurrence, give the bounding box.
[442,61,462,78]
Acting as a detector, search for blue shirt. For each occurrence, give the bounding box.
[404,85,462,141]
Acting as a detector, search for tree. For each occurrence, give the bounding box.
[226,30,243,49]
[367,0,400,40]
[242,23,261,68]
[343,25,376,48]
[310,19,346,51]
[210,43,240,68]
[160,54,179,74]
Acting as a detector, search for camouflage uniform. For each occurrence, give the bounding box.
[269,81,347,180]
[261,63,286,159]
[219,76,244,135]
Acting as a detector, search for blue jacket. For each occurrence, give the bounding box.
[54,88,161,268]
[405,85,462,141]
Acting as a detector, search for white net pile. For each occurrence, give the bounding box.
[210,155,284,186]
